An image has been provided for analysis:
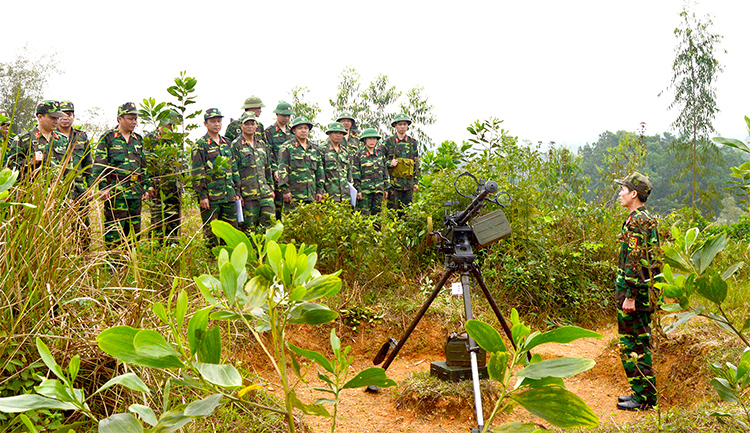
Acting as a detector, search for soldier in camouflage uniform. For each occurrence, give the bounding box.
[192,108,241,247]
[232,111,275,233]
[336,113,360,158]
[57,101,94,251]
[321,122,352,203]
[265,101,295,220]
[614,172,659,411]
[353,128,389,216]
[5,100,67,176]
[144,110,183,244]
[384,113,420,214]
[277,116,324,213]
[94,102,154,247]
[224,96,265,142]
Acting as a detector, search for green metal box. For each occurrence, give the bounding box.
[471,209,512,247]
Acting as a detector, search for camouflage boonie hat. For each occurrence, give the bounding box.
[117,102,139,117]
[59,100,75,113]
[326,122,347,135]
[204,108,223,121]
[273,101,294,115]
[36,100,65,118]
[159,110,181,127]
[391,113,412,127]
[239,111,258,124]
[290,116,313,131]
[336,113,356,127]
[360,128,381,141]
[615,172,653,198]
[241,96,265,109]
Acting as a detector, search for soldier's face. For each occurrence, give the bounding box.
[58,111,74,129]
[241,120,257,136]
[248,107,262,116]
[118,114,138,133]
[619,185,637,208]
[339,119,353,130]
[328,131,343,145]
[395,121,409,135]
[364,137,378,150]
[293,125,309,141]
[277,114,291,126]
[38,113,58,132]
[205,117,222,134]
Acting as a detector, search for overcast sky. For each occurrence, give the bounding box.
[3,0,748,149]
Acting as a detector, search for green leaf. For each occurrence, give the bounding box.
[488,352,509,382]
[194,275,220,305]
[695,268,728,305]
[129,404,158,427]
[290,392,331,417]
[188,307,211,356]
[511,386,598,428]
[267,241,282,275]
[524,327,602,351]
[517,376,566,389]
[211,220,252,251]
[342,367,397,389]
[295,304,338,325]
[694,233,727,274]
[711,378,739,403]
[152,409,193,432]
[516,358,595,379]
[133,330,182,362]
[287,343,334,373]
[330,329,341,357]
[184,393,223,416]
[68,355,80,381]
[243,276,269,311]
[685,227,699,251]
[231,242,248,275]
[265,222,283,243]
[254,264,275,283]
[15,414,38,433]
[34,379,73,402]
[664,310,698,333]
[98,413,143,433]
[95,373,150,395]
[35,338,65,382]
[197,327,221,364]
[714,136,750,152]
[289,286,307,301]
[662,263,674,284]
[0,394,77,413]
[220,262,238,304]
[284,243,298,272]
[302,275,342,301]
[175,290,188,329]
[152,302,169,325]
[494,422,544,433]
[722,262,745,280]
[465,320,507,353]
[194,362,242,389]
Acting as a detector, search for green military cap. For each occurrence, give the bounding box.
[204,108,223,121]
[615,172,653,198]
[272,101,294,115]
[37,100,65,118]
[326,122,347,135]
[391,113,412,127]
[360,128,381,140]
[117,102,139,117]
[59,100,75,113]
[241,96,265,109]
[336,113,356,126]
[239,111,258,124]
[159,110,181,127]
[290,116,313,131]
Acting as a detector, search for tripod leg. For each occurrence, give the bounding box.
[379,267,455,371]
[461,272,485,430]
[470,265,516,350]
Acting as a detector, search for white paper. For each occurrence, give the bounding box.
[236,200,244,223]
[451,282,463,296]
[349,183,357,207]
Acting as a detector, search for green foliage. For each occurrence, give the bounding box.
[421,140,473,175]
[0,46,60,131]
[714,116,750,210]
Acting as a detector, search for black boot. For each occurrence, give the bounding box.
[618,395,634,402]
[617,399,653,411]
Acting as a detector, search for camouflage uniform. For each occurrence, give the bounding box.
[6,126,69,174]
[353,147,389,216]
[321,137,352,203]
[265,122,294,218]
[616,205,660,406]
[144,129,183,243]
[277,138,324,212]
[342,134,360,161]
[384,134,420,211]
[232,133,275,233]
[192,129,239,247]
[58,125,94,251]
[224,118,264,143]
[94,128,150,246]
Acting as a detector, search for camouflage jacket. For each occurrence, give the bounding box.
[342,134,360,161]
[232,135,273,200]
[144,130,184,197]
[224,117,265,143]
[321,139,351,202]
[264,123,294,175]
[192,133,239,203]
[383,134,420,190]
[616,206,660,311]
[5,126,69,173]
[277,138,324,203]
[353,147,389,194]
[57,127,93,199]
[94,128,151,199]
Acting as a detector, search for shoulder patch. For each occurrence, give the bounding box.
[628,236,638,249]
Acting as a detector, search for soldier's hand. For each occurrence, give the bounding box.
[390,158,398,167]
[283,192,292,203]
[200,198,210,210]
[274,171,279,182]
[33,151,44,164]
[315,194,322,203]
[622,298,636,313]
[413,184,419,193]
[384,191,388,199]
[357,192,362,200]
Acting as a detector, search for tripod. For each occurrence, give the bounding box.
[371,175,515,433]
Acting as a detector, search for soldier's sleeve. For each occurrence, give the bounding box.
[621,224,645,299]
[263,145,274,189]
[413,138,421,182]
[224,121,238,143]
[191,142,208,200]
[352,153,361,190]
[383,154,390,191]
[277,145,290,193]
[93,132,111,190]
[315,148,324,196]
[231,147,240,197]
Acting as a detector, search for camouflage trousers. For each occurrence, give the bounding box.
[358,192,384,216]
[388,188,413,213]
[618,308,656,405]
[274,190,284,221]
[200,200,237,248]
[150,194,181,243]
[241,195,275,234]
[103,197,142,247]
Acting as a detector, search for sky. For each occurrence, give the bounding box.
[2,0,749,149]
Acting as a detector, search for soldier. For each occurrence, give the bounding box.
[336,113,360,157]
[232,111,274,233]
[384,113,420,213]
[57,101,94,251]
[265,101,295,219]
[321,122,352,203]
[5,100,67,175]
[614,172,659,411]
[353,128,389,216]
[224,96,265,142]
[144,110,183,244]
[192,108,241,247]
[277,116,323,213]
[94,102,154,247]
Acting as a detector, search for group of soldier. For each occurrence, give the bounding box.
[1,96,421,249]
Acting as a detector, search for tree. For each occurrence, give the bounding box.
[662,2,725,221]
[0,46,60,132]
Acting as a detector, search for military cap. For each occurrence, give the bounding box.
[326,122,347,135]
[204,108,224,121]
[59,100,75,113]
[615,172,653,198]
[159,110,181,127]
[290,116,313,131]
[360,128,381,140]
[36,100,65,118]
[241,96,265,109]
[273,101,295,115]
[239,111,258,124]
[336,113,357,126]
[117,102,139,117]
[391,113,412,127]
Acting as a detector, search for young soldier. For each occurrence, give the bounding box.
[614,172,659,411]
[336,113,360,158]
[5,100,67,175]
[384,113,420,213]
[353,128,389,216]
[265,101,295,220]
[224,96,265,142]
[192,108,241,247]
[232,111,274,233]
[277,116,324,213]
[94,102,153,247]
[144,110,183,244]
[321,122,352,203]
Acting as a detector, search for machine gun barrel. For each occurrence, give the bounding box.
[455,181,498,226]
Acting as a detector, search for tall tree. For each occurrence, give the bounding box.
[662,2,725,221]
[0,46,60,132]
